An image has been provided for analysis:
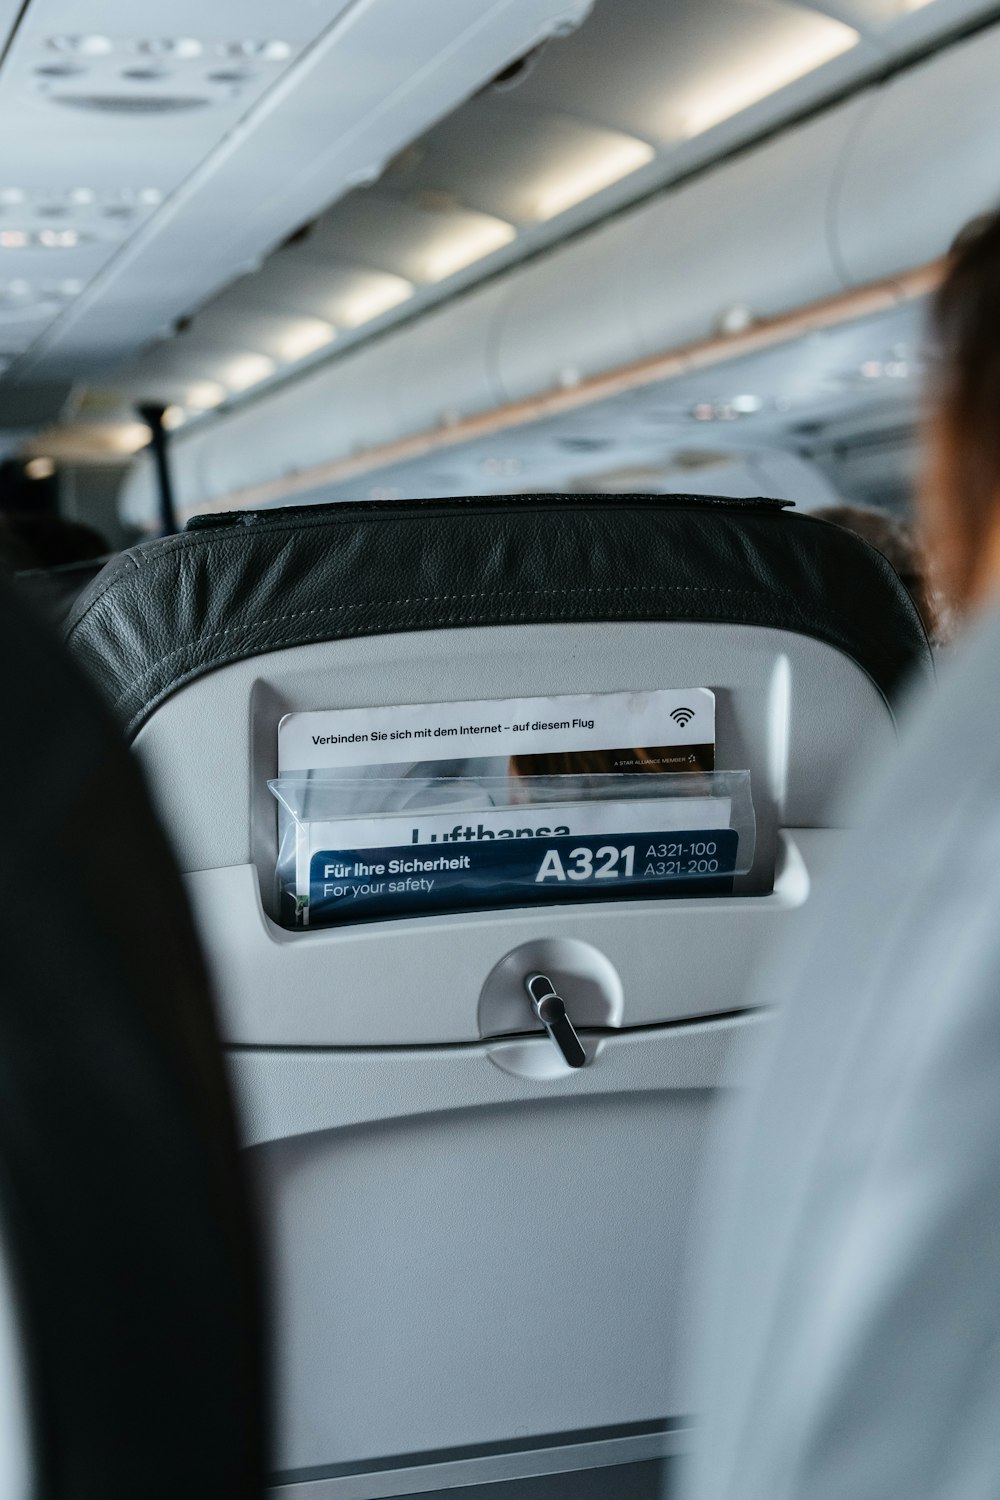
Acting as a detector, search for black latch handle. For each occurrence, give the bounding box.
[524,973,587,1069]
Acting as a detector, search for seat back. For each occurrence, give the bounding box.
[0,580,266,1499]
[67,494,931,1496]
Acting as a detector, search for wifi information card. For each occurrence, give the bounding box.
[276,687,728,925]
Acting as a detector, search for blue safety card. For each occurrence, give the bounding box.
[307,827,739,924]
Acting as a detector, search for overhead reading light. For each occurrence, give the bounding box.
[6,229,82,251]
[222,353,276,392]
[278,318,336,362]
[185,381,226,409]
[419,211,517,283]
[691,394,764,421]
[134,38,203,58]
[337,272,415,327]
[680,14,858,137]
[527,132,655,221]
[25,457,56,480]
[220,39,292,61]
[1,187,162,214]
[38,229,80,248]
[48,34,114,56]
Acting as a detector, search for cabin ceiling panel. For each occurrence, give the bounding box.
[834,22,1000,283]
[3,0,995,460]
[0,0,357,380]
[102,0,990,429]
[4,0,597,381]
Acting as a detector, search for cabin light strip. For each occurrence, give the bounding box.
[529,134,656,221]
[419,214,518,283]
[180,258,943,520]
[222,352,277,391]
[336,273,415,327]
[681,16,859,138]
[278,318,337,362]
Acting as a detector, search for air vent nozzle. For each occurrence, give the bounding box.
[51,93,210,113]
[557,436,614,452]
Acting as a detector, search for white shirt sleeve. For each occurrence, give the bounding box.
[682,607,1000,1500]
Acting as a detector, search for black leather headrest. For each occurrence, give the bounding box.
[66,494,933,740]
[0,581,266,1497]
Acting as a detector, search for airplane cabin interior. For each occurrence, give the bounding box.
[0,3,997,1498]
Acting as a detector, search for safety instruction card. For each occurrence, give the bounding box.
[274,687,742,925]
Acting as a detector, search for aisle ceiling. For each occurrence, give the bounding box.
[0,0,994,471]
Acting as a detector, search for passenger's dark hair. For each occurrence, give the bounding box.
[812,503,947,645]
[926,209,1000,602]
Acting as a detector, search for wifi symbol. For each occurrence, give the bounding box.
[670,707,695,728]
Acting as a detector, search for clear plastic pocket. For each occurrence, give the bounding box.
[268,770,755,929]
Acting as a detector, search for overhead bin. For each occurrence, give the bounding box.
[495,214,644,400]
[123,95,864,521]
[127,284,508,521]
[120,20,1000,525]
[187,338,405,505]
[391,280,509,433]
[621,99,867,358]
[834,24,1000,285]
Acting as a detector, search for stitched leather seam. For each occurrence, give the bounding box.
[120,605,867,737]
[114,587,788,715]
[66,505,780,636]
[64,548,141,631]
[170,497,757,552]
